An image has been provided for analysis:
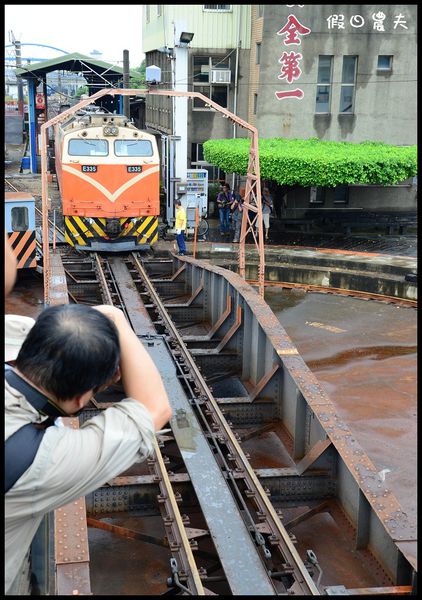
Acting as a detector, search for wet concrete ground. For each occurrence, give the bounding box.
[264,287,417,525]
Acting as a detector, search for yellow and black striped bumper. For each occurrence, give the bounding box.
[64,216,158,250]
[8,231,37,269]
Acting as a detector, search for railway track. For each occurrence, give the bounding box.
[53,250,415,596]
[5,176,416,593]
[75,252,320,595]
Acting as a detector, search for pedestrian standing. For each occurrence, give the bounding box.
[174,199,187,255]
[231,187,245,243]
[256,188,274,241]
[216,183,233,237]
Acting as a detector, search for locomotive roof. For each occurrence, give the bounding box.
[60,113,140,132]
[5,192,35,203]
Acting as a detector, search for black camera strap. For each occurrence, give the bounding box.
[5,365,64,493]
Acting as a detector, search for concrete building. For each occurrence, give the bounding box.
[142,5,417,220]
[142,4,252,195]
[254,5,417,145]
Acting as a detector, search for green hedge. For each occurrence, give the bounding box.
[203,137,417,187]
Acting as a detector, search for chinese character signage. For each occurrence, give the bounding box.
[274,6,410,104]
[276,11,310,101]
[326,11,408,30]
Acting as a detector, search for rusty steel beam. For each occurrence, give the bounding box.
[86,517,168,548]
[171,256,417,583]
[54,417,91,595]
[247,279,417,308]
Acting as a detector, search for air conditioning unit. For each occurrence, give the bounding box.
[210,69,231,84]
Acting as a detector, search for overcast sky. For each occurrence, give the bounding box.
[5,4,145,68]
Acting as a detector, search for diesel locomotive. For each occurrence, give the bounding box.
[54,111,160,251]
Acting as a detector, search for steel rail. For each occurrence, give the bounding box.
[93,253,114,306]
[91,253,205,595]
[5,178,19,191]
[131,253,320,595]
[150,437,206,595]
[164,333,276,567]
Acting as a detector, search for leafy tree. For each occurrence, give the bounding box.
[75,85,89,98]
[129,59,147,89]
[203,138,417,186]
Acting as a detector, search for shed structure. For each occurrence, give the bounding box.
[16,53,140,173]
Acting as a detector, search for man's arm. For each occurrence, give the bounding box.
[5,235,17,297]
[93,306,172,431]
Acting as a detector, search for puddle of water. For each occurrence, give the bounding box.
[5,273,44,319]
[265,287,416,519]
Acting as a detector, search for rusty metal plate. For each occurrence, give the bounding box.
[48,253,69,306]
[56,562,91,595]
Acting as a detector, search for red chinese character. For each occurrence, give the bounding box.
[275,89,304,100]
[277,14,311,44]
[278,51,303,83]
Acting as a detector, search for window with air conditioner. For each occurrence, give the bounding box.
[193,56,230,109]
[210,69,231,84]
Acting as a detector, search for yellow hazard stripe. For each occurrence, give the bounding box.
[136,217,158,243]
[65,217,87,245]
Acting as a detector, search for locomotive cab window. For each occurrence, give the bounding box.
[114,140,154,157]
[11,207,29,231]
[68,139,108,156]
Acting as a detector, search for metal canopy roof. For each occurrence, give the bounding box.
[15,52,139,86]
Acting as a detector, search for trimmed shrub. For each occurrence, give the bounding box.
[203,138,417,187]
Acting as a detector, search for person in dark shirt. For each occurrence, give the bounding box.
[231,187,245,243]
[216,183,233,237]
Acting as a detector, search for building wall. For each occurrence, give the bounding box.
[142,5,251,52]
[247,5,264,126]
[5,115,24,144]
[144,5,253,175]
[281,181,417,219]
[256,5,417,145]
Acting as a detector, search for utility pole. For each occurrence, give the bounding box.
[9,30,24,116]
[123,49,130,118]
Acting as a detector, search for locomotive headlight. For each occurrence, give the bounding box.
[103,126,119,136]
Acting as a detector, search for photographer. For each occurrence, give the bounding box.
[5,303,172,595]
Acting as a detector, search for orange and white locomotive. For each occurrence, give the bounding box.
[54,111,160,251]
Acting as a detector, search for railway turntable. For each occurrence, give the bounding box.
[24,246,415,596]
